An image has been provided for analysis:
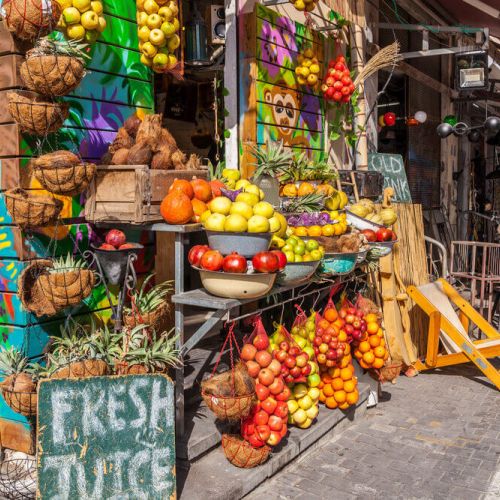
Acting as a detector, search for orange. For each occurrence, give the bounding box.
[340,367,353,381]
[372,357,384,369]
[321,373,332,384]
[346,391,359,405]
[295,226,308,237]
[368,335,381,348]
[339,356,351,368]
[322,383,334,397]
[364,313,378,324]
[367,322,379,335]
[333,224,344,236]
[332,378,344,391]
[319,391,326,403]
[343,380,356,393]
[354,349,362,359]
[328,367,340,378]
[377,328,384,337]
[374,346,386,358]
[384,351,389,360]
[363,351,375,365]
[359,359,370,369]
[358,341,371,353]
[343,344,351,355]
[333,390,347,404]
[338,331,347,342]
[380,338,386,347]
[318,380,324,390]
[324,307,338,323]
[318,319,330,330]
[325,396,338,409]
[321,225,335,236]
[307,225,322,237]
[338,402,350,410]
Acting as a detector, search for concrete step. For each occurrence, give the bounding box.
[177,383,370,499]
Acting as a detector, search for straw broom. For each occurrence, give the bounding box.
[353,42,402,88]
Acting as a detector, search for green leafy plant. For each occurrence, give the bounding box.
[49,254,89,274]
[249,141,294,180]
[124,274,172,316]
[0,347,30,378]
[32,36,91,60]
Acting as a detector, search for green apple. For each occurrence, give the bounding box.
[208,196,232,215]
[308,387,320,401]
[72,0,91,12]
[153,52,169,69]
[235,192,259,207]
[281,244,293,253]
[172,17,180,32]
[295,337,307,349]
[268,216,281,233]
[310,249,322,261]
[204,213,226,231]
[200,210,211,223]
[287,400,299,414]
[141,41,157,58]
[235,179,251,190]
[229,201,253,220]
[244,184,260,197]
[147,13,162,29]
[222,168,241,181]
[138,26,151,42]
[224,214,248,232]
[308,331,315,342]
[90,0,103,14]
[62,6,81,24]
[286,236,298,247]
[167,54,177,69]
[247,215,270,233]
[167,34,180,51]
[303,348,315,362]
[307,373,321,388]
[293,383,308,399]
[252,201,274,219]
[144,0,159,14]
[306,239,319,251]
[294,255,303,262]
[161,21,175,37]
[297,417,312,429]
[292,408,307,425]
[66,23,85,39]
[158,6,173,21]
[284,251,295,263]
[81,10,99,29]
[294,242,306,256]
[149,28,166,46]
[305,405,319,420]
[97,15,106,32]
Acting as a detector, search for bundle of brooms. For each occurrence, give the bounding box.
[31,150,96,196]
[7,90,69,136]
[201,361,255,421]
[104,113,204,170]
[221,434,271,468]
[353,42,402,88]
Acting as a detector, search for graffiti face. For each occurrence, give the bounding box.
[264,87,300,138]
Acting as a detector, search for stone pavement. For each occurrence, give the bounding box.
[245,362,500,500]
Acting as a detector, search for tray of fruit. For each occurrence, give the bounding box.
[189,246,283,299]
[361,228,398,257]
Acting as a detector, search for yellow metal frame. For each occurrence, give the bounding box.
[407,279,500,390]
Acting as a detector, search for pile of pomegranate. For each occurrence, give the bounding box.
[99,229,134,250]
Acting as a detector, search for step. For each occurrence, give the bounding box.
[177,383,370,499]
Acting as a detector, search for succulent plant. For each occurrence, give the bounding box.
[30,36,91,60]
[49,319,95,363]
[49,253,89,274]
[124,274,172,315]
[0,347,30,377]
[249,141,294,180]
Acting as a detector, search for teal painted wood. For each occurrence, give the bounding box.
[37,375,176,499]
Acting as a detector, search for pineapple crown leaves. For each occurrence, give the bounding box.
[249,141,294,180]
[124,274,172,315]
[50,319,96,362]
[281,192,326,213]
[29,36,91,61]
[50,253,89,274]
[0,346,30,376]
[207,159,225,181]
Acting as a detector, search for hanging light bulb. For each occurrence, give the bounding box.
[414,111,427,124]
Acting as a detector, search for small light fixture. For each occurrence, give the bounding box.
[454,50,488,91]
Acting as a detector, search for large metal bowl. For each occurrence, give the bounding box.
[195,267,276,299]
[205,230,272,258]
[367,239,398,258]
[345,210,384,231]
[277,260,321,286]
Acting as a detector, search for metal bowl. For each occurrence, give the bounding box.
[205,230,272,258]
[277,260,321,286]
[345,210,384,231]
[319,252,357,276]
[91,243,143,285]
[195,267,276,299]
[367,239,398,258]
[356,249,369,264]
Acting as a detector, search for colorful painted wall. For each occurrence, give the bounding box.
[0,0,154,429]
[239,4,326,176]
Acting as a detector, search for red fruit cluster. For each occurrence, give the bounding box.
[240,333,289,448]
[273,341,311,384]
[99,229,133,250]
[361,228,397,243]
[188,245,248,273]
[321,55,355,103]
[338,305,367,343]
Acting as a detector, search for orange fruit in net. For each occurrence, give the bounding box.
[295,226,308,237]
[377,328,384,337]
[362,351,375,365]
[338,331,347,342]
[318,381,324,390]
[359,359,370,369]
[339,356,351,368]
[338,402,350,410]
[340,367,353,381]
[321,225,335,237]
[367,322,379,335]
[343,380,356,393]
[328,367,340,378]
[322,383,334,397]
[319,391,326,403]
[354,349,362,359]
[364,313,378,324]
[380,338,386,347]
[318,319,330,330]
[323,307,338,323]
[358,341,371,353]
[334,390,347,404]
[346,391,359,405]
[325,396,338,409]
[368,335,381,348]
[332,378,344,391]
[372,357,384,369]
[374,346,386,358]
[343,344,351,355]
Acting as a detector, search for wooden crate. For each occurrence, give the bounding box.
[85,165,208,224]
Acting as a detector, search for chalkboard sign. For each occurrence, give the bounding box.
[368,153,412,203]
[37,375,176,499]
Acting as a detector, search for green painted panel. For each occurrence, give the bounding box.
[368,153,412,203]
[37,375,176,499]
[103,0,137,22]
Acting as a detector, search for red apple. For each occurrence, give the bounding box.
[275,350,287,363]
[253,333,270,351]
[255,425,271,442]
[246,360,260,378]
[285,374,294,384]
[248,433,265,448]
[268,376,284,395]
[280,423,288,438]
[276,385,291,401]
[258,368,275,386]
[317,353,326,364]
[301,363,312,376]
[254,410,269,426]
[241,344,257,361]
[261,397,278,415]
[285,356,296,369]
[255,350,272,368]
[295,354,308,368]
[266,430,281,447]
[279,341,290,352]
[255,383,270,401]
[268,415,283,432]
[289,346,300,357]
[289,366,302,379]
[274,401,288,419]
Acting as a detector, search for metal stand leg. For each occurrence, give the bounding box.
[175,233,186,442]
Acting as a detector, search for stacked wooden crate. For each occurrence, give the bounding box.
[0,1,154,451]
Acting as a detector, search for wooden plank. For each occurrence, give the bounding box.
[0,157,32,191]
[0,22,29,55]
[0,54,22,90]
[0,418,33,454]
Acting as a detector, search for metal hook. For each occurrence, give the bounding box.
[312,289,321,310]
[279,301,285,326]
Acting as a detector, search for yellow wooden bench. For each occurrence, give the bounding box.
[407,279,500,390]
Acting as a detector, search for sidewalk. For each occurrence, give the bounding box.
[245,362,500,500]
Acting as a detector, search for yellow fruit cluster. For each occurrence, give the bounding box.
[295,49,321,87]
[56,0,106,43]
[353,313,389,370]
[137,0,180,73]
[287,383,320,429]
[290,0,318,14]
[280,181,335,198]
[319,360,359,410]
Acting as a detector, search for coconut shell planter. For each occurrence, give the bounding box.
[0,373,37,417]
[221,435,271,468]
[2,0,61,41]
[32,150,96,196]
[4,188,63,229]
[123,301,171,334]
[7,90,69,136]
[50,359,109,379]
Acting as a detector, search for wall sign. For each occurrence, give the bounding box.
[37,375,176,499]
[368,153,412,203]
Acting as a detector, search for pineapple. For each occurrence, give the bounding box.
[281,192,326,213]
[124,274,171,316]
[249,141,294,180]
[0,347,35,392]
[49,253,89,274]
[29,36,91,61]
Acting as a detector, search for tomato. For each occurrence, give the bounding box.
[222,252,247,273]
[342,94,351,103]
[325,86,336,100]
[336,55,346,64]
[376,228,393,242]
[188,244,210,266]
[333,91,343,102]
[341,76,352,86]
[326,76,335,86]
[270,250,287,270]
[334,62,346,71]
[334,70,344,81]
[252,251,279,273]
[200,250,223,271]
[333,80,343,91]
[341,86,351,95]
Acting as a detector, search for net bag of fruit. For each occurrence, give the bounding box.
[201,323,255,421]
[240,317,289,449]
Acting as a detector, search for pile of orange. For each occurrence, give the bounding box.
[288,221,347,238]
[318,361,359,410]
[353,313,389,369]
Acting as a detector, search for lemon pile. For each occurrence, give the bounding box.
[295,49,321,87]
[137,0,181,73]
[289,0,318,12]
[56,0,106,43]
